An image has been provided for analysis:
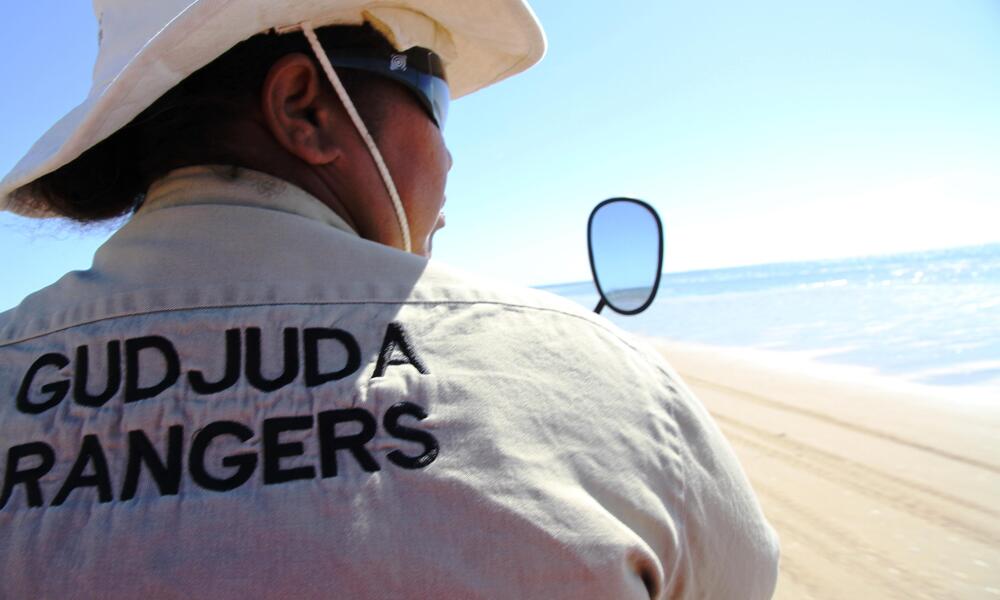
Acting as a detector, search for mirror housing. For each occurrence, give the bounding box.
[588,198,664,315]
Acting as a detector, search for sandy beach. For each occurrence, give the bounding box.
[654,341,1000,600]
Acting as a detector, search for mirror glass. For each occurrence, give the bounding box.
[588,198,663,314]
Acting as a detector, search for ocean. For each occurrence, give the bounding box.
[540,243,1000,391]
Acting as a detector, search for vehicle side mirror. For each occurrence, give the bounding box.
[588,198,664,315]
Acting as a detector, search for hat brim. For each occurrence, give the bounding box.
[0,0,546,217]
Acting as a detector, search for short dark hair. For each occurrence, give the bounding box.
[10,24,396,222]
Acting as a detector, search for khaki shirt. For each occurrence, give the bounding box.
[0,167,778,599]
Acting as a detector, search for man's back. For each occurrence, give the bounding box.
[0,168,778,598]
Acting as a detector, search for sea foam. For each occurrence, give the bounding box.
[542,243,1000,391]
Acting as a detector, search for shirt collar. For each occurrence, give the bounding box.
[139,165,359,236]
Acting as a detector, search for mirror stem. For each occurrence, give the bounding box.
[593,298,606,314]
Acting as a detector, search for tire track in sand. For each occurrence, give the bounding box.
[747,473,944,600]
[685,376,1000,475]
[714,413,999,548]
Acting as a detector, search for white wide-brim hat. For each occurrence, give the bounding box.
[0,0,546,217]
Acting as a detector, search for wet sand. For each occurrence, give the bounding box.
[654,341,1000,600]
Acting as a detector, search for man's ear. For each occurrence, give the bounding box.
[261,53,343,165]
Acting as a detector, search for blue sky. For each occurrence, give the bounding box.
[1,0,998,310]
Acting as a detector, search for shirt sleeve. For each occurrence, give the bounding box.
[661,369,781,599]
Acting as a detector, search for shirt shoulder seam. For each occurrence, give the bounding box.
[0,299,649,356]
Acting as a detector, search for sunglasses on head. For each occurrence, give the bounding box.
[324,46,450,130]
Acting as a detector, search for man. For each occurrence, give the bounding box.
[0,1,779,598]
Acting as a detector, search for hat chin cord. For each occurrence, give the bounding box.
[300,22,413,253]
